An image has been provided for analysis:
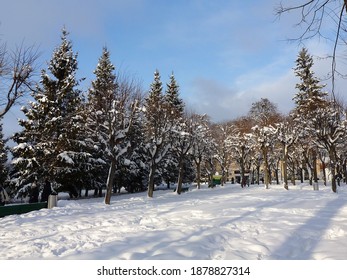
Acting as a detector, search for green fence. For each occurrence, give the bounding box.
[0,202,48,218]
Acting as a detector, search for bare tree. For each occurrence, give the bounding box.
[275,0,347,99]
[0,42,39,118]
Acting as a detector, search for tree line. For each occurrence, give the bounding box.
[1,29,346,205]
[1,29,217,203]
[222,47,347,193]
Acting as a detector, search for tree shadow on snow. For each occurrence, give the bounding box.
[270,197,347,260]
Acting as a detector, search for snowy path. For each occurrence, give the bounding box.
[1,183,347,260]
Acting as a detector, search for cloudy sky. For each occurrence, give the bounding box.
[1,0,346,137]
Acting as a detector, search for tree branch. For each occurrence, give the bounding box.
[0,42,39,118]
[275,0,346,104]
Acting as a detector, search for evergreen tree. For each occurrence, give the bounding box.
[0,120,8,186]
[119,107,148,194]
[87,47,117,196]
[11,28,89,197]
[165,73,184,118]
[88,47,139,204]
[144,70,172,197]
[292,47,347,192]
[164,73,192,193]
[293,48,328,119]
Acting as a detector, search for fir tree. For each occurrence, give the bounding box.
[88,47,139,204]
[11,28,89,197]
[164,72,189,193]
[119,108,148,194]
[292,47,347,192]
[293,48,327,119]
[0,120,8,186]
[165,73,184,118]
[144,70,172,197]
[86,47,117,196]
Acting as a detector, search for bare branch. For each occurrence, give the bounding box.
[331,3,345,101]
[275,0,346,103]
[0,42,39,118]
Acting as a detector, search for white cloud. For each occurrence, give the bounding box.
[0,0,144,47]
[186,68,296,123]
[186,37,347,123]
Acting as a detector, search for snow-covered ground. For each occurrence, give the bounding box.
[1,182,347,260]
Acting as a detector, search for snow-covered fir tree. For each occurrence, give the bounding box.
[144,70,172,198]
[0,120,8,186]
[157,73,183,189]
[118,103,148,194]
[86,47,117,197]
[292,47,347,192]
[165,73,184,117]
[164,73,194,194]
[293,48,327,118]
[11,28,90,197]
[88,47,139,204]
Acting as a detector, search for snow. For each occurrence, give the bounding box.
[1,182,347,260]
[57,151,74,165]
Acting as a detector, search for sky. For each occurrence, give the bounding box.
[1,0,346,138]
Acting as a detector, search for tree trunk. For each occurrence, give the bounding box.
[256,165,260,185]
[176,159,184,194]
[330,147,337,193]
[147,161,156,198]
[321,160,327,186]
[275,159,280,185]
[275,163,279,185]
[240,158,246,188]
[263,148,270,189]
[291,161,296,185]
[196,160,201,189]
[343,159,347,183]
[105,160,116,205]
[308,166,313,185]
[313,154,318,184]
[283,145,289,190]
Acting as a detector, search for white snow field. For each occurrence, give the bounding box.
[1,183,347,260]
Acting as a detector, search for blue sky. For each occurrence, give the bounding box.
[1,0,345,137]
